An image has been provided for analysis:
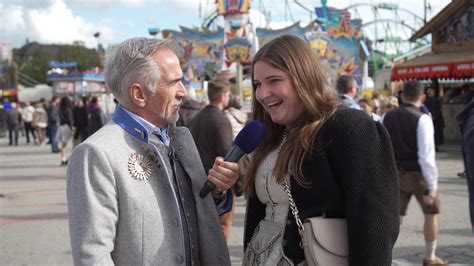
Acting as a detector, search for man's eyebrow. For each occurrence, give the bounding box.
[170,76,183,84]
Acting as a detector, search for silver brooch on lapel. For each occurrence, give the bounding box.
[128,152,153,180]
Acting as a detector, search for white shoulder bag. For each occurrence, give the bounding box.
[283,180,349,266]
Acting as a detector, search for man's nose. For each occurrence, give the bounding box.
[177,82,187,97]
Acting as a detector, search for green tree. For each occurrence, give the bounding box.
[58,45,100,71]
[14,43,101,85]
[16,51,52,84]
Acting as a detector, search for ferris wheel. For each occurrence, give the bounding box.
[200,0,431,72]
[348,3,429,56]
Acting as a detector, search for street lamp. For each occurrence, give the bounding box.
[93,32,100,47]
[93,32,103,52]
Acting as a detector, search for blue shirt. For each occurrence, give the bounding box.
[122,107,171,146]
[339,93,361,110]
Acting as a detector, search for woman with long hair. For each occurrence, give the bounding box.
[243,35,399,265]
[56,96,74,165]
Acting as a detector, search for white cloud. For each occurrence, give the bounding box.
[65,0,201,12]
[0,0,452,51]
[0,4,26,34]
[7,0,56,10]
[249,9,267,29]
[1,0,118,48]
[162,0,201,12]
[1,3,30,46]
[65,0,146,11]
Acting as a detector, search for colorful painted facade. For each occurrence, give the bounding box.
[162,26,225,82]
[162,2,363,88]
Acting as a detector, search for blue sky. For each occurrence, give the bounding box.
[1,0,451,49]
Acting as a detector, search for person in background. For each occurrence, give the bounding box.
[67,37,239,265]
[189,82,233,172]
[336,74,360,109]
[86,96,107,137]
[6,102,21,146]
[372,92,382,115]
[424,88,445,151]
[57,97,74,165]
[47,96,60,153]
[73,96,89,146]
[188,81,235,241]
[3,101,11,111]
[22,102,37,144]
[455,99,474,231]
[420,103,431,115]
[396,89,405,108]
[243,35,399,265]
[449,84,472,104]
[383,80,448,266]
[359,97,381,121]
[380,96,400,118]
[32,102,48,146]
[18,102,25,138]
[176,85,201,127]
[0,103,7,138]
[224,94,249,197]
[225,95,248,137]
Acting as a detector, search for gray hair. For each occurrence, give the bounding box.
[336,75,356,94]
[104,37,178,106]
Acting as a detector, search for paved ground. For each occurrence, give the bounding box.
[0,136,472,265]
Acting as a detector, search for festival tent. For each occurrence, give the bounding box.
[391,51,474,81]
[391,0,473,81]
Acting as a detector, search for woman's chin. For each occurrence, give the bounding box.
[269,116,284,126]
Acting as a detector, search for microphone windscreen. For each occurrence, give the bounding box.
[233,120,266,154]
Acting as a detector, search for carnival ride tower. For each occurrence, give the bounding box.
[214,0,253,103]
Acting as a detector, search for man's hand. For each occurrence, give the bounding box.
[422,189,437,205]
[207,156,239,196]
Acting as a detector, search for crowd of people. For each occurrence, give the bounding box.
[0,95,108,165]
[1,34,472,266]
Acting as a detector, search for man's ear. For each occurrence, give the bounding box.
[129,83,147,107]
[351,85,358,95]
[217,93,225,103]
[420,94,426,103]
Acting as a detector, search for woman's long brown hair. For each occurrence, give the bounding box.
[244,35,340,196]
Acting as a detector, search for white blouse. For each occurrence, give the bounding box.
[254,148,289,224]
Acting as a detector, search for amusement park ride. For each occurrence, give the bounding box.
[156,0,431,104]
[0,0,437,104]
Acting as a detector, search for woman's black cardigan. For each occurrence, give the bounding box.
[244,108,400,265]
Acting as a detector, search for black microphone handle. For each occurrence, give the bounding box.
[199,145,246,198]
[223,145,246,162]
[199,181,216,198]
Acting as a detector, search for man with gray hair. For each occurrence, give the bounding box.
[66,37,239,265]
[336,74,360,110]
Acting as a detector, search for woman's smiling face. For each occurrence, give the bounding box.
[253,60,305,127]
